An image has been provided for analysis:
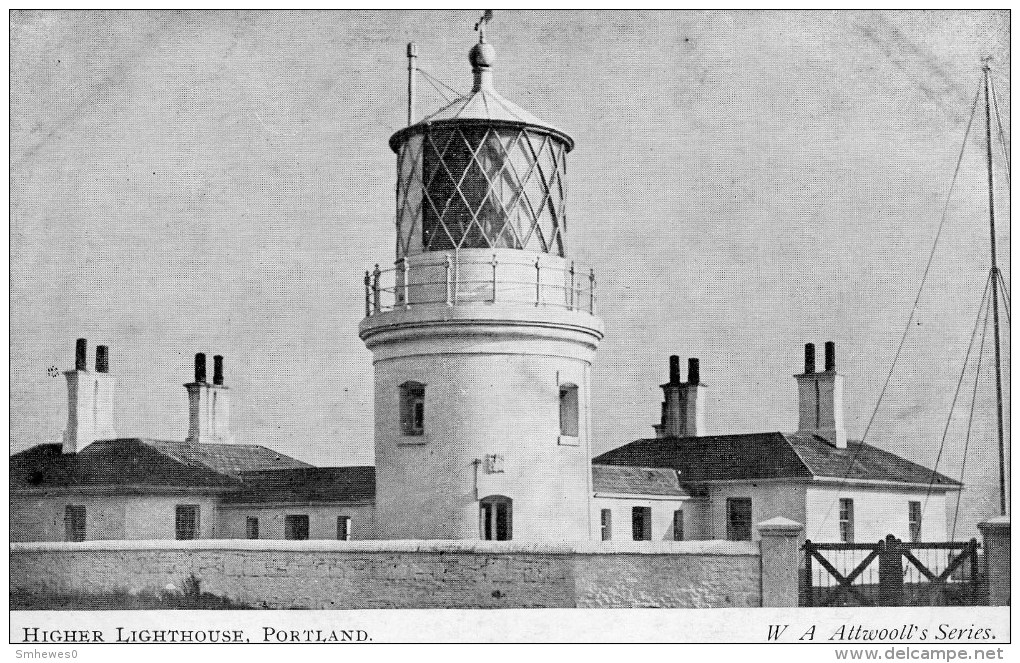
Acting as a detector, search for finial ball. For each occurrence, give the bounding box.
[469,42,496,69]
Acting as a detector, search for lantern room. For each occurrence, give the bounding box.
[388,37,574,259]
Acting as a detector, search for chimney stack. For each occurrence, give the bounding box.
[75,338,87,371]
[795,341,846,448]
[95,345,109,373]
[824,341,836,371]
[62,338,116,454]
[194,352,207,383]
[687,358,700,385]
[185,352,233,444]
[804,343,816,374]
[669,355,681,384]
[654,355,706,438]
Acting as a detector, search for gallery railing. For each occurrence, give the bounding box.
[363,252,597,317]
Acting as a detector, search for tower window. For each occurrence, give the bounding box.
[337,516,352,541]
[839,498,855,543]
[726,498,752,541]
[672,509,684,541]
[285,515,309,540]
[600,509,612,541]
[175,505,199,540]
[480,495,512,541]
[908,501,922,542]
[64,505,86,542]
[245,516,259,540]
[399,381,426,436]
[632,506,652,541]
[559,383,579,437]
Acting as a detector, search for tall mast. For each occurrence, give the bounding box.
[982,61,1007,516]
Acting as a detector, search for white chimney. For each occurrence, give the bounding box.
[795,341,847,449]
[63,338,116,454]
[185,353,234,444]
[654,356,705,438]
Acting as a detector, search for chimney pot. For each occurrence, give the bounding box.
[804,343,816,374]
[95,345,109,373]
[687,358,700,385]
[825,341,836,371]
[213,355,224,386]
[75,338,87,371]
[669,355,681,384]
[195,353,207,383]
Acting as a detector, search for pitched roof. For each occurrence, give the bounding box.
[593,432,961,489]
[592,464,689,497]
[10,439,310,490]
[224,466,376,504]
[140,439,309,476]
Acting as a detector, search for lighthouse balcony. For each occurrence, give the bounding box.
[362,249,597,319]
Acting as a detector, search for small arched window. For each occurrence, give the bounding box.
[399,381,426,436]
[559,383,579,437]
[479,495,512,541]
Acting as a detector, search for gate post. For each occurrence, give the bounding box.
[803,540,814,607]
[978,516,1010,606]
[758,517,804,607]
[878,534,904,607]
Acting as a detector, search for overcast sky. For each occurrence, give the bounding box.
[11,10,1010,534]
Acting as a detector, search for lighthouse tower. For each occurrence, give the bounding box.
[359,31,604,542]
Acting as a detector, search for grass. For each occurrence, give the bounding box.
[11,574,259,610]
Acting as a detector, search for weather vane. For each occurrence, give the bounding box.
[474,10,493,42]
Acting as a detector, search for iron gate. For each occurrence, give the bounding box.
[801,534,985,607]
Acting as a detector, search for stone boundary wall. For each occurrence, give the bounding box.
[11,539,761,609]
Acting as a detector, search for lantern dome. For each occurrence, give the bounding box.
[388,38,575,259]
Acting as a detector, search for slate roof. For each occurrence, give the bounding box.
[591,464,689,497]
[224,466,376,504]
[10,439,310,490]
[593,432,961,489]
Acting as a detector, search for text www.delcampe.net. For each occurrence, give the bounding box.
[835,649,1005,660]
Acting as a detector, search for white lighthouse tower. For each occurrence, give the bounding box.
[359,28,604,542]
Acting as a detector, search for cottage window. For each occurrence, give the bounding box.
[726,498,752,541]
[64,505,86,542]
[337,516,352,541]
[672,509,685,541]
[632,506,652,541]
[285,514,310,540]
[175,505,199,540]
[559,383,579,437]
[839,498,855,543]
[245,516,259,540]
[600,509,612,541]
[908,501,922,542]
[480,495,512,541]
[399,381,426,436]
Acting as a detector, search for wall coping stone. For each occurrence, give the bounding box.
[978,516,1010,531]
[11,538,758,556]
[757,517,804,535]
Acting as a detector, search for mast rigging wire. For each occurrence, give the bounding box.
[989,75,1011,187]
[415,67,463,102]
[995,269,1011,323]
[922,271,992,516]
[951,298,992,540]
[816,79,983,532]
